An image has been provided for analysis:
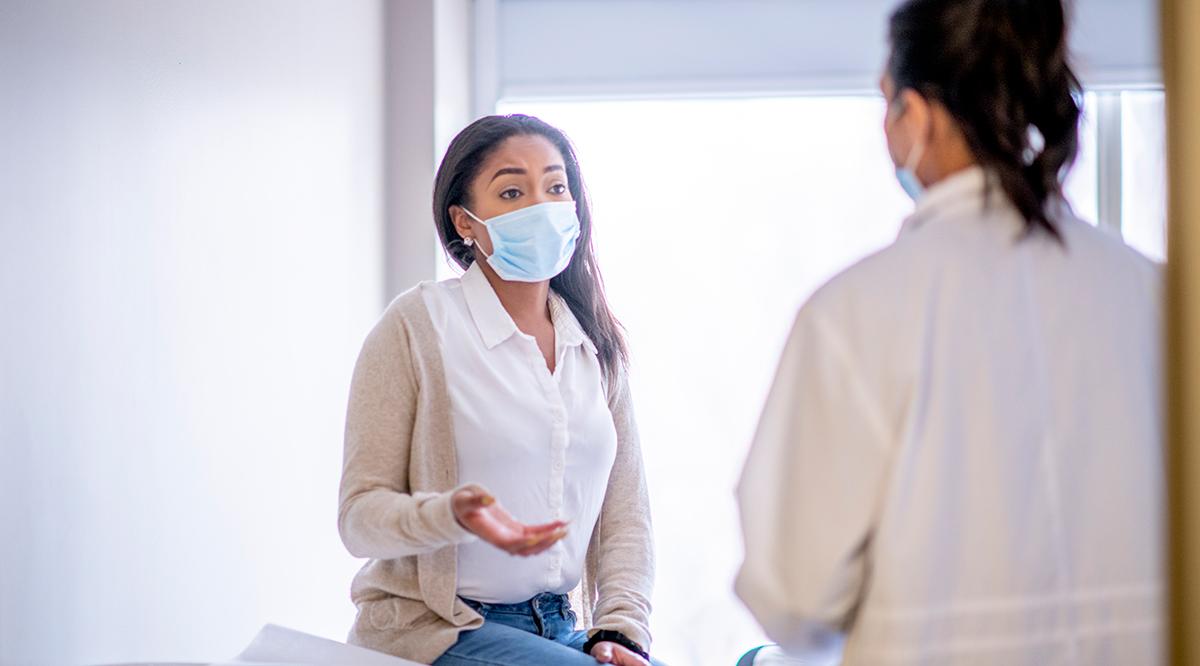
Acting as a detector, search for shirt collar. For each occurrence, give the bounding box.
[549,292,597,355]
[460,262,597,354]
[461,262,520,349]
[899,165,990,236]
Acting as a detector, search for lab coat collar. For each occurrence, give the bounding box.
[899,165,990,236]
[461,261,595,354]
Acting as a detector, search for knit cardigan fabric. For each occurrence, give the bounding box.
[338,287,655,665]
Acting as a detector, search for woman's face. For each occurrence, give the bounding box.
[452,134,574,256]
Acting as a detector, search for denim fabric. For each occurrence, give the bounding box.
[432,592,665,666]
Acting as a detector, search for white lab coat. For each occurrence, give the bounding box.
[736,167,1163,666]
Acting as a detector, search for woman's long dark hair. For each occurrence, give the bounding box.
[888,0,1082,239]
[432,114,628,380]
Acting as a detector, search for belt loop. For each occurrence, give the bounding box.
[533,595,546,635]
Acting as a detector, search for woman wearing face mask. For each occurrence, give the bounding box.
[338,115,659,666]
[736,1,1162,665]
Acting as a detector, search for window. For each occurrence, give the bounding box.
[495,95,915,664]
[1122,91,1168,262]
[1065,92,1100,225]
[478,92,1165,664]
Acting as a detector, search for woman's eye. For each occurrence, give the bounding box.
[549,183,567,195]
[500,188,521,200]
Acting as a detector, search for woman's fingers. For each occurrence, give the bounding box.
[511,527,568,555]
[508,526,569,556]
[486,518,567,553]
[591,642,614,663]
[526,520,569,533]
[597,644,648,666]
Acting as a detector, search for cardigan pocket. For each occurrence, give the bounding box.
[365,597,401,632]
[362,596,443,634]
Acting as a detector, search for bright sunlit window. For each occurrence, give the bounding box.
[491,96,915,665]
[435,92,1168,665]
[1122,91,1168,262]
[1065,91,1099,225]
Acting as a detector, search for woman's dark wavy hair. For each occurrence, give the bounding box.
[433,114,628,380]
[888,0,1083,240]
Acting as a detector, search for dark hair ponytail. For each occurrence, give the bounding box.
[432,114,628,381]
[888,0,1082,239]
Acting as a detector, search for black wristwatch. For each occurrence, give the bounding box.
[582,630,650,661]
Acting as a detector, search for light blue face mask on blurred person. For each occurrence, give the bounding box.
[463,201,581,282]
[895,142,927,202]
[889,97,928,202]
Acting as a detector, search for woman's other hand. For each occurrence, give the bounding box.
[451,484,568,556]
[590,641,650,666]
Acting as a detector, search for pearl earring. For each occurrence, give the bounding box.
[463,237,475,247]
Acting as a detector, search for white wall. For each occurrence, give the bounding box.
[0,2,384,664]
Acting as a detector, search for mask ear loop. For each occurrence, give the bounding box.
[904,129,928,176]
[460,207,492,259]
[892,96,929,176]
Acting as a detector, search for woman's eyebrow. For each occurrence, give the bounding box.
[489,165,565,182]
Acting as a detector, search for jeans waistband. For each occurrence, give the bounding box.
[460,592,570,614]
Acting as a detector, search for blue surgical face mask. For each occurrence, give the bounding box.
[462,201,581,282]
[889,99,928,201]
[896,146,926,201]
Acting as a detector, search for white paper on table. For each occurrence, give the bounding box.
[207,624,426,666]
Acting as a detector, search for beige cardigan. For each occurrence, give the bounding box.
[338,287,655,664]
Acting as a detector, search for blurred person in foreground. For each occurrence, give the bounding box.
[737,1,1163,664]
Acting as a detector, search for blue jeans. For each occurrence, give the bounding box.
[432,592,665,666]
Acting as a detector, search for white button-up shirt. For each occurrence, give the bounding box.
[421,262,618,604]
[737,167,1164,665]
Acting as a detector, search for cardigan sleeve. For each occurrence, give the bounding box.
[587,365,656,651]
[337,310,476,560]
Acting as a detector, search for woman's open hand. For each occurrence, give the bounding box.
[451,484,568,556]
[590,641,650,666]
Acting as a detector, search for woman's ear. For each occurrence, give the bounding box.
[449,205,474,240]
[898,89,932,143]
